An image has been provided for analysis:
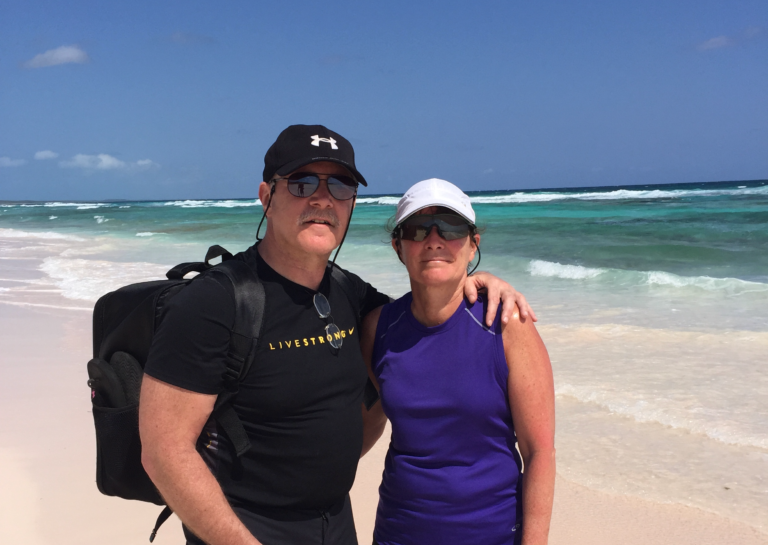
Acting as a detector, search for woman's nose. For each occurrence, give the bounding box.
[423,226,444,248]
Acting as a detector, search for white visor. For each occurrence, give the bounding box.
[395,178,476,226]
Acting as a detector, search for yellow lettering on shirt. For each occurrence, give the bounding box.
[326,334,333,342]
[284,340,292,348]
[310,337,316,345]
[303,338,309,347]
[318,335,325,344]
[348,327,355,336]
[334,331,341,341]
[294,339,300,347]
[269,343,276,351]
[341,330,346,338]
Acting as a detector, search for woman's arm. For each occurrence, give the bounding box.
[360,305,388,457]
[502,305,556,545]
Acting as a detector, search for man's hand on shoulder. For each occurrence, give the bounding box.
[464,271,538,327]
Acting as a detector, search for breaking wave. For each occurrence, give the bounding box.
[0,228,85,242]
[528,260,606,279]
[527,259,768,294]
[356,196,401,205]
[163,199,261,208]
[39,257,171,301]
[469,184,768,204]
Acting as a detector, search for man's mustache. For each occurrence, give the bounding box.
[298,210,340,228]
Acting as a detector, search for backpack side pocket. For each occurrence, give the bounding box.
[91,403,163,505]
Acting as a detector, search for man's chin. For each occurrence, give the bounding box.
[296,231,340,257]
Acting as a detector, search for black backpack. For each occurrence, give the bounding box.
[87,245,363,541]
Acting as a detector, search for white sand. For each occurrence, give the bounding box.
[1,294,766,544]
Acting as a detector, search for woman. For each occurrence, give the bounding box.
[361,179,556,545]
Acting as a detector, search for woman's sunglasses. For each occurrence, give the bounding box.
[398,213,473,242]
[273,172,358,201]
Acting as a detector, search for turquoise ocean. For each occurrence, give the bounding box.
[2,179,767,532]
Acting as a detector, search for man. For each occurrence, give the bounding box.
[139,124,534,545]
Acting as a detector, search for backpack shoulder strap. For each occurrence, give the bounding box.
[205,258,265,457]
[328,263,361,326]
[209,259,265,384]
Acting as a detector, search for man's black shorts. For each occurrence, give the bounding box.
[183,495,358,545]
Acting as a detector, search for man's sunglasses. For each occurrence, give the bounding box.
[398,213,473,242]
[273,172,358,201]
[313,292,343,350]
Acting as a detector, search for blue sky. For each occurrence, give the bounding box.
[1,0,766,201]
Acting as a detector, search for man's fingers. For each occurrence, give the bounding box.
[485,296,500,327]
[465,276,479,304]
[512,294,538,323]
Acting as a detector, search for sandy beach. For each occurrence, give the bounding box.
[1,242,766,545]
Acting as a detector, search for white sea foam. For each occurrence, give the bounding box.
[355,184,768,206]
[643,271,768,292]
[0,228,85,242]
[136,232,166,237]
[356,196,401,206]
[48,216,57,220]
[527,259,768,294]
[163,199,261,208]
[468,184,768,204]
[94,215,109,224]
[556,383,768,450]
[39,257,170,301]
[39,202,110,209]
[528,259,606,279]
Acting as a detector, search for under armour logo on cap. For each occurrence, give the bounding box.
[263,124,368,186]
[311,135,338,149]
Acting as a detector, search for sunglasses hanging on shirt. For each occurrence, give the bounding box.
[313,292,343,349]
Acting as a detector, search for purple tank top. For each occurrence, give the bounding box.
[372,293,523,545]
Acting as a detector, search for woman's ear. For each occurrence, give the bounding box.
[391,237,404,264]
[468,233,480,262]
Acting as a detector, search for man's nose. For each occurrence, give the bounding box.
[309,178,334,205]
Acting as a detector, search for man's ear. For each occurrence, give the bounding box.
[258,181,273,212]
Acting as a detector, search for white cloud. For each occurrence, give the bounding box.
[59,154,159,171]
[34,150,59,160]
[24,45,90,68]
[697,35,733,51]
[60,154,126,170]
[0,157,26,167]
[136,159,160,168]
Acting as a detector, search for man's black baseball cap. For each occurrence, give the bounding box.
[263,124,368,186]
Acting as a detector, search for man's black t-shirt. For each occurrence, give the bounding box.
[144,244,389,511]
